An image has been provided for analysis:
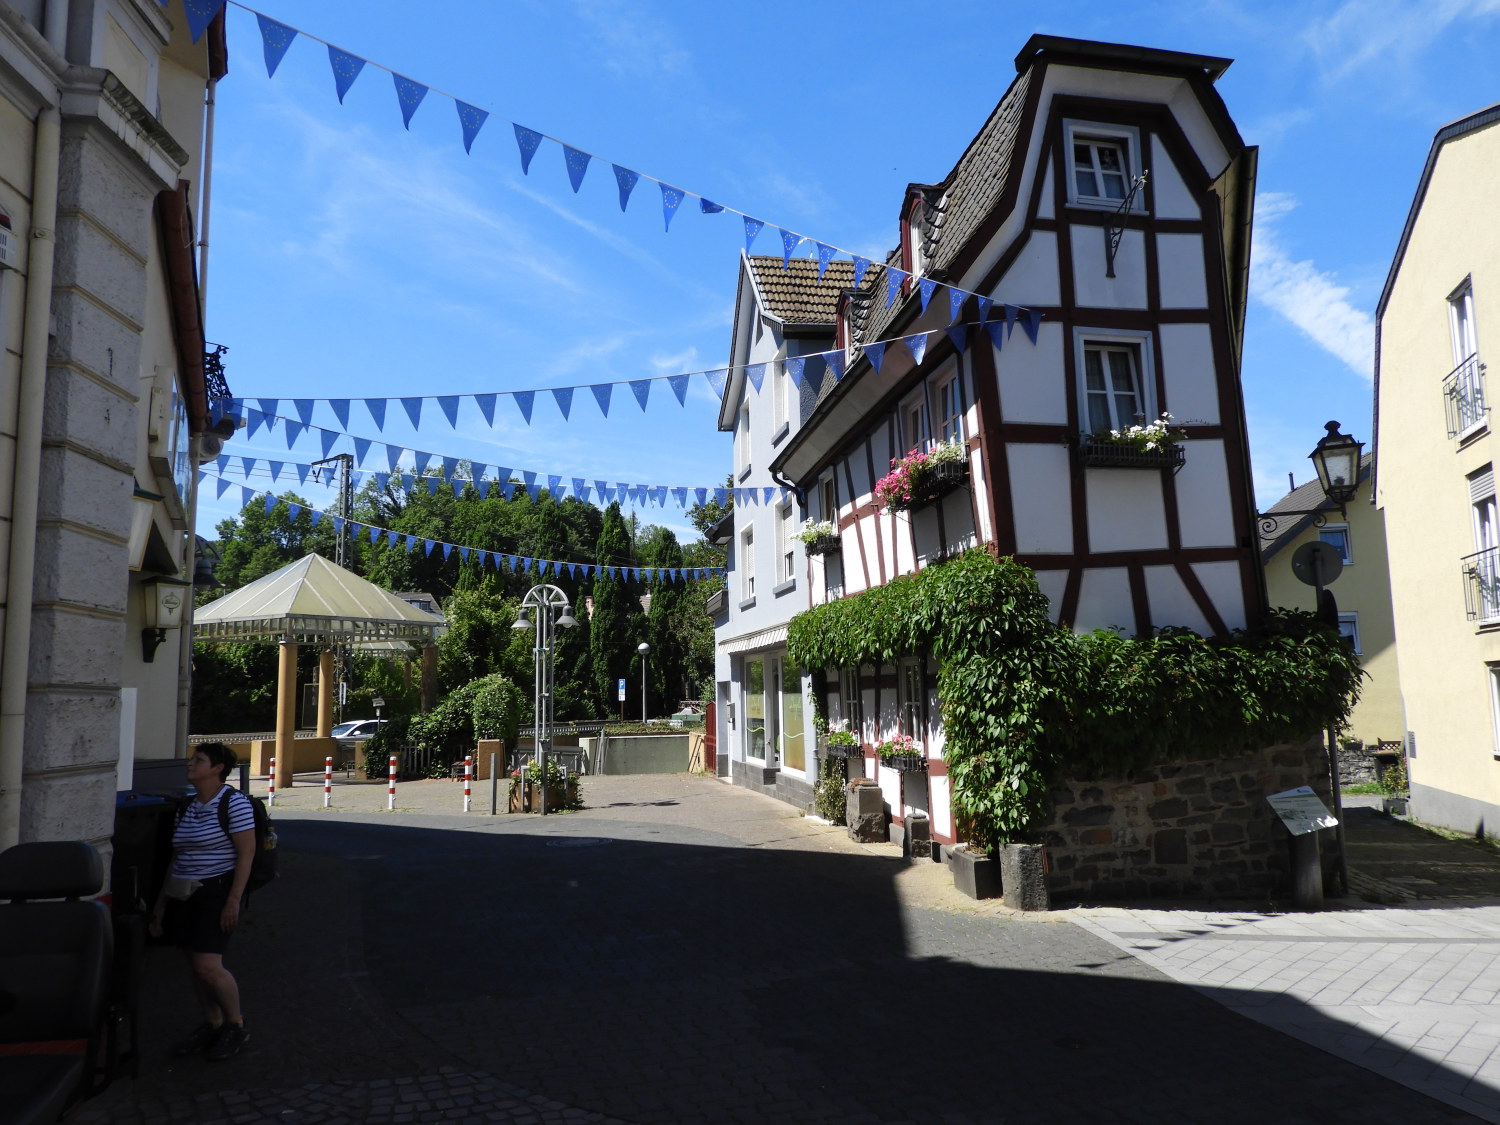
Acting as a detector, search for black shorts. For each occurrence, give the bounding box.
[163,873,236,955]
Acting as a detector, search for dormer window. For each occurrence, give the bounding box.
[1064,121,1144,210]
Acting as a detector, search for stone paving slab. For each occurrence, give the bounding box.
[72,775,1486,1124]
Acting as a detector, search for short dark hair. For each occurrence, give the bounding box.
[196,741,238,780]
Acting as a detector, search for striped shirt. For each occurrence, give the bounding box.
[170,786,255,880]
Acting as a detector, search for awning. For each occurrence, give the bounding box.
[718,623,788,655]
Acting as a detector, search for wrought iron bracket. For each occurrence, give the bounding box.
[1104,172,1149,279]
[1256,505,1345,538]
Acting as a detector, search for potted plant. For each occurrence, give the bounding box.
[1380,754,1409,816]
[948,843,1000,900]
[1078,412,1187,471]
[825,728,861,759]
[875,733,925,772]
[873,439,969,513]
[508,758,582,813]
[795,519,840,557]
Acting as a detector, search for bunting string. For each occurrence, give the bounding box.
[210,319,1039,438]
[176,1,1045,336]
[197,471,725,584]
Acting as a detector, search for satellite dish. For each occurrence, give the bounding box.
[1291,541,1344,588]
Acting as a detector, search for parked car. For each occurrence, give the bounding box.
[331,719,386,741]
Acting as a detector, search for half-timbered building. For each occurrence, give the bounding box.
[714,34,1260,852]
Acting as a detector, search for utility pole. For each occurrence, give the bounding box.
[312,452,355,714]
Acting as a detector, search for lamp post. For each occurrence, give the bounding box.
[637,642,650,724]
[512,584,578,815]
[1256,420,1366,902]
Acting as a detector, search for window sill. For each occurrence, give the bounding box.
[772,578,796,597]
[738,464,753,483]
[772,421,790,447]
[1458,420,1489,447]
[738,596,757,611]
[1066,199,1149,216]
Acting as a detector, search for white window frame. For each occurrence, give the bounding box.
[1489,663,1500,756]
[1337,613,1361,655]
[1319,525,1352,566]
[1450,278,1478,367]
[902,392,930,454]
[1075,328,1155,436]
[735,403,751,475]
[773,359,789,433]
[1064,121,1144,210]
[841,666,863,740]
[899,659,925,742]
[775,499,795,585]
[1472,467,1499,622]
[819,476,837,524]
[740,527,756,603]
[935,370,965,446]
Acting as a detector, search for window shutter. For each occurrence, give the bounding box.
[1471,467,1495,504]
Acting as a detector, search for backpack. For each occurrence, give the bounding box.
[217,787,278,893]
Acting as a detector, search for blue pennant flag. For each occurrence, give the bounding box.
[514,125,544,173]
[469,462,486,484]
[460,546,471,563]
[264,495,277,514]
[986,321,1005,353]
[386,530,398,548]
[258,397,279,419]
[525,480,542,501]
[456,102,488,154]
[244,410,263,440]
[700,198,724,213]
[242,487,255,510]
[215,476,230,500]
[705,370,727,399]
[763,487,778,504]
[413,451,431,475]
[293,399,314,426]
[319,426,337,457]
[977,296,993,322]
[660,184,685,231]
[215,454,229,475]
[442,543,453,561]
[572,478,588,502]
[918,276,937,313]
[426,478,440,497]
[563,146,591,192]
[400,397,422,428]
[743,217,764,254]
[946,325,969,354]
[437,396,460,427]
[746,363,765,393]
[547,474,563,495]
[887,268,908,308]
[295,464,309,486]
[1004,303,1019,336]
[393,75,428,129]
[672,487,687,506]
[826,352,846,382]
[368,524,382,544]
[240,456,257,478]
[424,539,435,557]
[1022,308,1042,344]
[852,255,872,290]
[785,357,805,387]
[310,510,324,528]
[694,488,707,506]
[331,399,351,430]
[364,398,386,431]
[268,461,284,483]
[256,14,296,78]
[865,341,886,372]
[385,445,403,472]
[815,242,836,279]
[713,489,728,505]
[494,467,511,485]
[476,480,491,500]
[353,437,373,465]
[184,0,225,43]
[327,46,365,104]
[668,374,689,405]
[612,165,638,211]
[501,481,519,500]
[907,332,929,365]
[594,480,612,503]
[522,470,537,490]
[948,286,966,323]
[474,393,497,426]
[630,380,651,411]
[551,386,573,420]
[778,227,801,268]
[590,383,612,416]
[514,390,535,424]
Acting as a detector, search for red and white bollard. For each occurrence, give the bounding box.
[387,754,397,811]
[463,755,473,813]
[324,756,333,808]
[268,758,276,807]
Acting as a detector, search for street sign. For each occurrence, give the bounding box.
[1267,785,1338,836]
[617,678,626,701]
[1291,540,1344,588]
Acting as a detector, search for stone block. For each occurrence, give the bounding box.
[1061,804,1113,827]
[950,846,1000,900]
[1176,777,1206,795]
[57,131,161,259]
[907,812,932,859]
[26,605,125,686]
[42,358,139,464]
[1079,787,1104,802]
[38,446,135,540]
[846,782,886,843]
[1081,828,1111,845]
[1147,797,1188,820]
[1153,828,1188,865]
[23,764,118,844]
[24,689,122,771]
[33,524,131,612]
[1000,844,1049,911]
[1210,779,1241,804]
[1211,823,1246,845]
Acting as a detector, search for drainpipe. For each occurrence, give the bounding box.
[0,105,62,848]
[42,0,68,54]
[196,77,216,314]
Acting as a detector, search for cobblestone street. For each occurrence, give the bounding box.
[73,775,1486,1124]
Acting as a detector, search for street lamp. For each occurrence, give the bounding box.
[512,584,577,814]
[1258,420,1367,537]
[637,641,650,724]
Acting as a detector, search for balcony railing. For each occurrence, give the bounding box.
[1462,547,1500,622]
[1443,352,1487,438]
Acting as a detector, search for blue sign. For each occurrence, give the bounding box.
[617,678,626,701]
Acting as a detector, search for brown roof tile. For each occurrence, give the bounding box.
[746,256,857,324]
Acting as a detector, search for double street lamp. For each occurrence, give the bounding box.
[512,584,578,815]
[637,641,650,723]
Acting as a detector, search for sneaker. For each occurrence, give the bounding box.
[170,1022,222,1056]
[206,1022,248,1061]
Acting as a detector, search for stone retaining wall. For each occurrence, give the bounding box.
[1041,737,1332,902]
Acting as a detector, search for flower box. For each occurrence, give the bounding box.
[883,753,927,772]
[1076,438,1185,472]
[889,460,970,512]
[803,534,841,557]
[948,845,1000,900]
[824,740,863,759]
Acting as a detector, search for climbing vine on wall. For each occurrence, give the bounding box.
[786,549,1362,849]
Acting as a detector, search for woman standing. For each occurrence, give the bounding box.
[148,742,255,1061]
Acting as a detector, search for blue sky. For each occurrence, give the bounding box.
[198,0,1500,543]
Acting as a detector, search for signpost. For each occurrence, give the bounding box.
[1268,785,1338,910]
[617,677,626,722]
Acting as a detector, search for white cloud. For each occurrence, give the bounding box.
[1250,192,1374,380]
[1302,0,1500,81]
[571,0,692,81]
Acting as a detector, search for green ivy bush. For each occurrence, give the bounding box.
[406,673,523,772]
[813,757,847,824]
[787,549,1362,851]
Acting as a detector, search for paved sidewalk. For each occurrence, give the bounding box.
[1069,807,1500,1123]
[71,774,1486,1124]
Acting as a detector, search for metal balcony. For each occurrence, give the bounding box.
[1443,352,1487,438]
[1462,546,1500,622]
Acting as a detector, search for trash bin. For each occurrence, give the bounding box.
[111,792,176,913]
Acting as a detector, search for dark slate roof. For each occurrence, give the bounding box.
[1258,454,1374,561]
[746,257,856,325]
